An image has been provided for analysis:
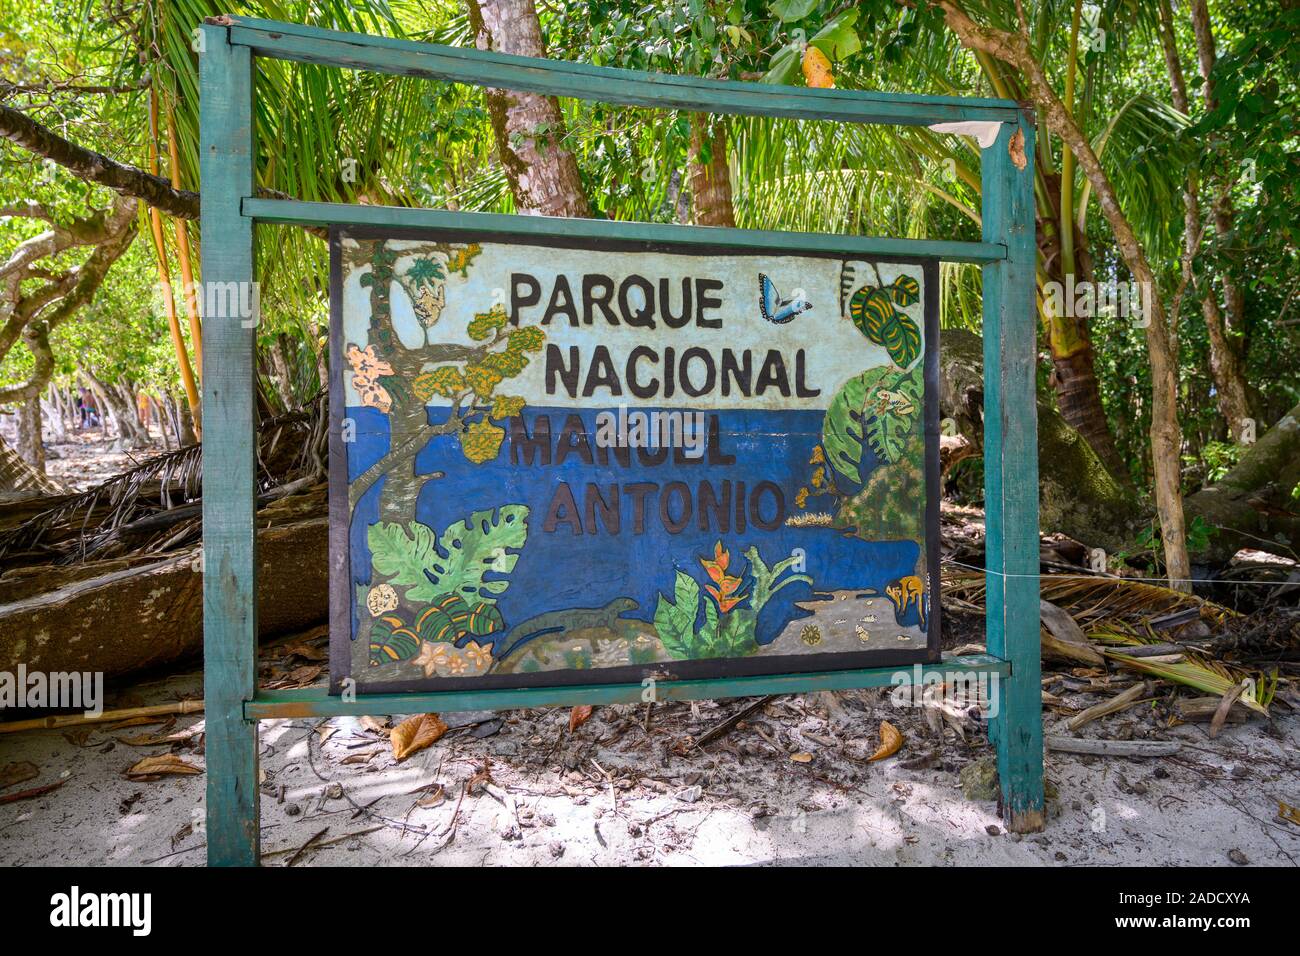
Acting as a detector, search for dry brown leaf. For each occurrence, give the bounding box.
[417,785,446,808]
[107,716,170,730]
[391,713,448,761]
[359,715,390,735]
[569,705,594,733]
[284,642,328,662]
[790,752,813,763]
[868,720,904,762]
[1279,801,1300,827]
[339,751,377,765]
[1,761,39,790]
[126,754,202,779]
[801,46,835,88]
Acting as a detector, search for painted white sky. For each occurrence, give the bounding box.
[340,238,924,412]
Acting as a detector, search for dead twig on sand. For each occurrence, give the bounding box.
[1046,736,1182,757]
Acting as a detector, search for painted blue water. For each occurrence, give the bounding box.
[346,405,924,653]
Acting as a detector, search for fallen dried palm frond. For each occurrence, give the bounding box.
[1106,651,1273,715]
[943,570,1237,631]
[0,393,327,566]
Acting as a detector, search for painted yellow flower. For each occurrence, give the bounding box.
[412,641,449,678]
[444,653,468,676]
[463,640,492,671]
[795,487,810,509]
[809,445,825,465]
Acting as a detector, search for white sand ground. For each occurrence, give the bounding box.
[1,663,1297,867]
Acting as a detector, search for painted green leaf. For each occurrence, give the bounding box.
[863,364,923,464]
[407,258,444,285]
[887,273,921,308]
[414,605,458,644]
[369,521,440,593]
[654,570,700,660]
[823,372,870,484]
[368,505,529,605]
[848,286,922,368]
[369,615,421,666]
[718,610,758,657]
[745,545,813,614]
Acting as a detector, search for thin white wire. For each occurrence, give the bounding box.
[940,557,1297,588]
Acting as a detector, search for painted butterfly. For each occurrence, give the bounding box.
[758,273,813,324]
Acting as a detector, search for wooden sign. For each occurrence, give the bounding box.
[330,228,940,693]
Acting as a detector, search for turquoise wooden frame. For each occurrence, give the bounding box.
[200,15,1042,866]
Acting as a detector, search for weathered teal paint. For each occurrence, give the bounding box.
[980,119,1045,830]
[200,24,260,867]
[220,15,1018,126]
[200,16,1044,865]
[247,655,1011,720]
[244,198,1007,264]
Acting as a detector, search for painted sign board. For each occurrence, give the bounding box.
[329,227,940,694]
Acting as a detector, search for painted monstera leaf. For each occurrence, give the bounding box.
[368,505,530,604]
[822,372,870,484]
[823,365,923,484]
[847,274,922,368]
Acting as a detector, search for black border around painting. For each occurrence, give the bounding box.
[328,224,942,696]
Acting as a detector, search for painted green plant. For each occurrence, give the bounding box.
[846,272,922,368]
[653,542,812,660]
[368,504,530,605]
[821,362,923,485]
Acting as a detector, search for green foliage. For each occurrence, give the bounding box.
[823,373,871,484]
[1188,441,1244,484]
[744,545,813,612]
[368,505,529,605]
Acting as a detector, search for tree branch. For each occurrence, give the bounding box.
[0,103,199,219]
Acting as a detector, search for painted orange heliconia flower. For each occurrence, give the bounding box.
[700,541,747,613]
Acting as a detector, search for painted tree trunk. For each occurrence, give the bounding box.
[688,115,736,228]
[466,0,591,218]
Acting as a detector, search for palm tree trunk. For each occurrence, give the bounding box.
[688,115,736,227]
[466,0,591,218]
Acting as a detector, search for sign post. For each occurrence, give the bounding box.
[201,16,1042,866]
